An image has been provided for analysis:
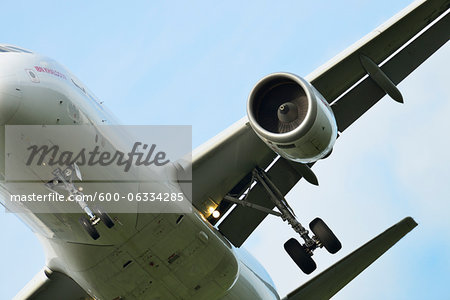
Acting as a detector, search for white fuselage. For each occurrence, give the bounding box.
[0,47,279,299]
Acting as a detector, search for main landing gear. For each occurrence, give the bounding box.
[45,164,114,240]
[226,167,341,274]
[284,217,341,274]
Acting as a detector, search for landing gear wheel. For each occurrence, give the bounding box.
[309,218,341,254]
[284,238,317,274]
[79,216,100,240]
[95,207,114,228]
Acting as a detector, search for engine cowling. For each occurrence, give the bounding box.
[247,73,337,163]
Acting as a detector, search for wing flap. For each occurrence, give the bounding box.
[333,8,450,131]
[308,0,449,103]
[283,217,418,300]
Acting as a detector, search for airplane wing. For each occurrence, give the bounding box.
[282,217,418,300]
[13,267,91,300]
[190,0,449,247]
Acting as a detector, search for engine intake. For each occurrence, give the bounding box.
[247,73,337,163]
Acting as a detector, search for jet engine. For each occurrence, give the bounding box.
[247,73,337,163]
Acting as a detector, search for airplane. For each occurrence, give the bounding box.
[2,2,448,299]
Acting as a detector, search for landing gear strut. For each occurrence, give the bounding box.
[45,164,114,240]
[225,167,341,274]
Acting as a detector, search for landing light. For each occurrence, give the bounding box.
[212,210,220,219]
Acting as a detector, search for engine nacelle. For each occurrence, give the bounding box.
[247,73,337,163]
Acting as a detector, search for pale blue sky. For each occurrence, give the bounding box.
[0,1,449,299]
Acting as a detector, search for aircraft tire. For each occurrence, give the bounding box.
[284,238,317,274]
[309,217,341,254]
[95,207,115,228]
[79,216,100,240]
